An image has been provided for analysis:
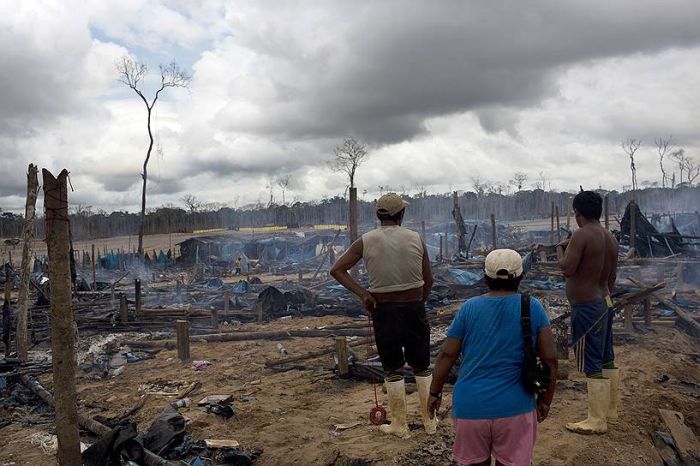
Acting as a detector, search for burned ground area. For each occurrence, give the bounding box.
[0,313,698,466]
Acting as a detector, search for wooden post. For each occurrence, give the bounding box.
[644,297,652,326]
[421,221,426,243]
[624,304,634,332]
[550,201,555,244]
[349,187,359,278]
[335,336,349,378]
[603,195,609,230]
[566,197,571,230]
[490,213,497,251]
[176,320,190,362]
[119,293,128,323]
[629,201,637,257]
[41,168,81,465]
[439,235,443,261]
[3,264,11,357]
[16,163,39,362]
[91,244,96,290]
[555,206,561,242]
[298,268,303,282]
[135,279,142,316]
[444,224,449,259]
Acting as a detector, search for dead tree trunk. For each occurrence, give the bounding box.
[42,168,81,465]
[16,163,39,362]
[138,107,154,256]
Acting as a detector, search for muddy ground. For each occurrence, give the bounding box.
[1,308,698,465]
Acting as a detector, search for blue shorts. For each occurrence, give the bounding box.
[571,300,609,375]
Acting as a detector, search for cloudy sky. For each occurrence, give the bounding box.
[1,0,699,212]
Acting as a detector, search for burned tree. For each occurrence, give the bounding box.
[277,175,290,206]
[333,137,369,244]
[333,137,369,190]
[654,136,673,188]
[622,138,642,191]
[117,56,190,255]
[510,172,528,191]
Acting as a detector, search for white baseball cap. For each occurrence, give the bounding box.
[485,249,523,279]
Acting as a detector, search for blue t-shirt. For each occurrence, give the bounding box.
[446,294,550,419]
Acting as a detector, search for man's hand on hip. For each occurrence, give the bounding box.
[362,291,377,314]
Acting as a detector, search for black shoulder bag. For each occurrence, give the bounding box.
[520,293,551,395]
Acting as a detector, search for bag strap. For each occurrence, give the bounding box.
[520,293,536,360]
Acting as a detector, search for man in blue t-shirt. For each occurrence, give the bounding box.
[428,249,558,466]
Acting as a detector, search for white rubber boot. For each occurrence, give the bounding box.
[602,368,620,420]
[565,378,610,434]
[379,379,409,438]
[415,374,438,434]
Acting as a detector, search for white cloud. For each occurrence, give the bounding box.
[1,0,699,213]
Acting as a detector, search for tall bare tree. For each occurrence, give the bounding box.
[117,56,190,254]
[654,136,673,188]
[277,175,290,205]
[181,194,201,213]
[622,138,642,191]
[686,158,700,185]
[510,172,528,191]
[670,148,686,184]
[332,137,369,188]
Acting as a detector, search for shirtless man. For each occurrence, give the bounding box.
[557,190,617,434]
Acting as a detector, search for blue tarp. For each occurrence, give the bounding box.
[447,269,484,286]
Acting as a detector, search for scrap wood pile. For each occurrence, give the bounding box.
[2,374,262,465]
[619,201,700,258]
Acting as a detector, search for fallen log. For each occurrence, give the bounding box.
[123,328,371,348]
[654,294,700,339]
[265,337,372,367]
[19,375,173,466]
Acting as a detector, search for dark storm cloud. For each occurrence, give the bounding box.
[224,0,700,143]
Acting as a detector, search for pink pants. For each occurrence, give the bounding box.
[453,410,537,466]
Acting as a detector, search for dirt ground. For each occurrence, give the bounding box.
[1,309,698,466]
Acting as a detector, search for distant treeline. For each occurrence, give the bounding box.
[0,187,698,241]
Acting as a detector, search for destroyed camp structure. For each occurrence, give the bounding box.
[1,185,700,464]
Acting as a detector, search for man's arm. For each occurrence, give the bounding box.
[421,239,433,301]
[536,326,558,422]
[330,238,376,313]
[557,230,585,277]
[607,235,619,294]
[427,337,462,417]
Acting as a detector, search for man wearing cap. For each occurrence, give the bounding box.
[428,249,557,465]
[331,193,435,437]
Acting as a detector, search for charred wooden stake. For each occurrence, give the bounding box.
[624,304,634,332]
[135,278,142,316]
[630,201,637,256]
[335,336,349,378]
[644,297,652,325]
[176,319,190,362]
[16,163,39,362]
[91,243,96,290]
[603,194,609,230]
[119,293,128,323]
[42,168,81,465]
[490,213,497,250]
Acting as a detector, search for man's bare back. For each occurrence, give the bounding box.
[558,224,608,305]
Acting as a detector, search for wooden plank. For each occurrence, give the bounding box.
[198,394,233,406]
[204,439,240,449]
[658,409,700,465]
